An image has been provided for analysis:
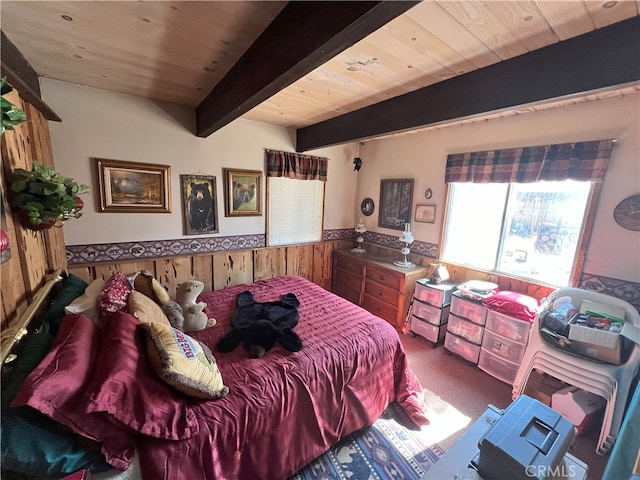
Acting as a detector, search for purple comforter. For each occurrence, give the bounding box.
[14,275,428,479]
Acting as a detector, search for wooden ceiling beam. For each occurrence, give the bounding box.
[296,16,640,152]
[195,1,419,138]
[1,31,61,122]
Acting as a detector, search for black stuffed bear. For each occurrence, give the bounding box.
[216,291,302,358]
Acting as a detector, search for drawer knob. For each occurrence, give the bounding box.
[375,306,381,312]
[377,290,383,296]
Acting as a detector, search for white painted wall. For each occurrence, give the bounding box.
[41,79,639,283]
[41,79,358,244]
[357,93,640,283]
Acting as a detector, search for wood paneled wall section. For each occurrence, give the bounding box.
[68,240,352,298]
[364,242,556,301]
[1,89,67,329]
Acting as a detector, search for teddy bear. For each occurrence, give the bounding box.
[162,280,216,333]
[216,290,302,358]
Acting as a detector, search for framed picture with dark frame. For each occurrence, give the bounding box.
[180,174,218,235]
[94,158,171,213]
[378,179,414,230]
[223,168,262,217]
[415,204,436,224]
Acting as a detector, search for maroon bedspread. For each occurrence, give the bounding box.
[15,275,428,480]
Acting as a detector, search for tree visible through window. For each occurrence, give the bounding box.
[442,181,592,286]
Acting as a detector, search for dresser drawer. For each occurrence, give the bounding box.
[334,256,364,274]
[364,279,400,306]
[334,283,361,305]
[362,294,398,325]
[411,299,449,326]
[366,265,402,290]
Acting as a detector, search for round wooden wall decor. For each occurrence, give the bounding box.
[613,194,640,231]
[360,198,375,216]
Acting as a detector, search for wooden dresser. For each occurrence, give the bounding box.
[332,249,427,329]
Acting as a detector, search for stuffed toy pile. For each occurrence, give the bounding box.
[217,291,302,358]
[162,280,216,333]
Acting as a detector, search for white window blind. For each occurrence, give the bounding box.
[267,177,324,246]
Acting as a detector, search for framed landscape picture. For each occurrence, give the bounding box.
[223,169,262,217]
[94,158,171,213]
[378,179,414,230]
[180,174,218,235]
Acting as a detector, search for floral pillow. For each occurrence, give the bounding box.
[97,273,132,322]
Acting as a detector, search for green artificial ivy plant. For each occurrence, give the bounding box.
[9,162,90,228]
[1,77,27,135]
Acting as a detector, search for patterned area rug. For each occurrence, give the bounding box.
[291,403,445,480]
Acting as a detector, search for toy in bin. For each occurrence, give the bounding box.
[476,395,576,480]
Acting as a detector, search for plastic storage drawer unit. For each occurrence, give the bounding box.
[447,313,484,345]
[482,329,527,363]
[413,280,456,307]
[411,299,449,326]
[478,348,520,384]
[486,310,531,343]
[451,292,487,325]
[444,331,481,364]
[411,316,447,344]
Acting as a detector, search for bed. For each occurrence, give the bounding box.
[3,274,428,480]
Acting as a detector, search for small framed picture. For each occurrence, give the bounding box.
[94,158,171,213]
[223,169,262,217]
[415,204,436,223]
[180,174,218,235]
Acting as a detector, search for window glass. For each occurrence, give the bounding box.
[267,177,324,246]
[442,181,591,285]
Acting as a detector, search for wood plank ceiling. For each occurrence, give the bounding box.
[1,1,639,150]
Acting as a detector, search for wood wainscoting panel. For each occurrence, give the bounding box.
[213,250,254,290]
[254,247,286,281]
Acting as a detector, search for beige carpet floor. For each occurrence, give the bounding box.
[400,333,609,480]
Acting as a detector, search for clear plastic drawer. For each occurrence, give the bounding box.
[447,313,484,345]
[411,299,449,326]
[485,309,531,343]
[451,293,487,325]
[411,316,447,344]
[444,331,481,364]
[414,281,456,307]
[481,329,526,363]
[478,348,520,385]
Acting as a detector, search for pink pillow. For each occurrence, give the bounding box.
[12,314,135,470]
[482,290,540,322]
[97,272,132,321]
[82,311,199,440]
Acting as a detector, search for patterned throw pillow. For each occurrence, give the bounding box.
[97,273,132,322]
[128,291,170,325]
[139,323,229,400]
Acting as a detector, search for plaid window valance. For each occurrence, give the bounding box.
[266,150,328,181]
[445,139,614,184]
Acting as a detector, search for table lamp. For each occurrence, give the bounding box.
[351,218,366,253]
[393,223,415,267]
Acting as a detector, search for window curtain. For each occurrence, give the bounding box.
[445,139,614,184]
[266,150,328,181]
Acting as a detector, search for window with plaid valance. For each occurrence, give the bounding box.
[266,150,328,181]
[445,139,614,184]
